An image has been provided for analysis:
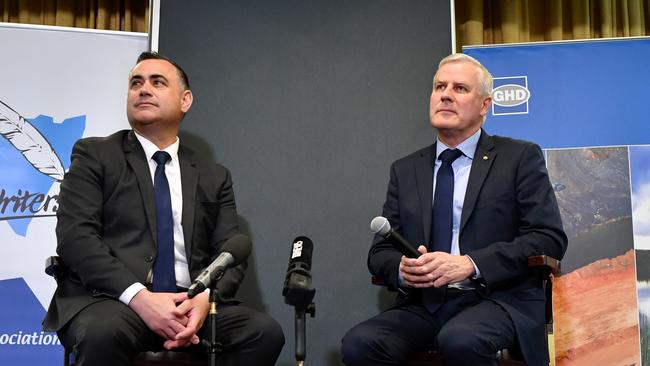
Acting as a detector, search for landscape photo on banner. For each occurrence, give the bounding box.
[466,38,650,366]
[0,23,146,365]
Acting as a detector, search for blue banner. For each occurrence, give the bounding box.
[0,23,146,365]
[466,38,650,149]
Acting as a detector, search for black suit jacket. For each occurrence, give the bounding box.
[43,130,243,331]
[369,130,567,365]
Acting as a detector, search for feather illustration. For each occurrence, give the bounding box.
[0,100,65,181]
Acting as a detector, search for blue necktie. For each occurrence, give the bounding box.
[430,148,463,253]
[152,151,176,292]
[423,148,463,312]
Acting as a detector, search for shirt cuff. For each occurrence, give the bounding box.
[397,270,404,287]
[466,255,482,279]
[119,283,146,305]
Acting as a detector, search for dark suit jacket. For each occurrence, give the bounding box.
[43,130,244,331]
[368,130,567,366]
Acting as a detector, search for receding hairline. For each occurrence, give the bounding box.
[129,58,189,91]
[132,52,190,91]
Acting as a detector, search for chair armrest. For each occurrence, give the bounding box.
[45,255,65,281]
[527,255,561,276]
[371,275,386,287]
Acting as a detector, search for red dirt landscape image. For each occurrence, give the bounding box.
[546,147,641,365]
[553,249,640,366]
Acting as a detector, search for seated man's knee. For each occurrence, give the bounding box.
[248,312,285,354]
[64,302,145,358]
[436,324,495,363]
[83,314,133,345]
[341,324,387,365]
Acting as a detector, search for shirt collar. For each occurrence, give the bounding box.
[133,130,180,162]
[436,128,481,161]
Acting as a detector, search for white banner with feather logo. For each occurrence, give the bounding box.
[0,23,146,365]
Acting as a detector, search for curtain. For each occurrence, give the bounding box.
[0,0,148,32]
[455,0,650,50]
[4,1,649,49]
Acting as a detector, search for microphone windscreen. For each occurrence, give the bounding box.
[289,236,313,267]
[370,216,391,236]
[283,236,316,307]
[222,234,252,265]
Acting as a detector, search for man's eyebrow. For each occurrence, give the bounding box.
[149,74,168,81]
[129,74,168,81]
[438,80,471,87]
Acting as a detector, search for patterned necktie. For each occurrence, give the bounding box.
[423,148,463,313]
[151,151,176,292]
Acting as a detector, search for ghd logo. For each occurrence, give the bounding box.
[492,84,530,107]
[491,76,530,116]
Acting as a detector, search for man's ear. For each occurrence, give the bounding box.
[480,95,492,117]
[180,89,193,113]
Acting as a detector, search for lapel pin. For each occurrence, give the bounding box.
[483,155,489,160]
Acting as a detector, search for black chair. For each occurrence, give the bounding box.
[371,255,561,366]
[45,256,207,366]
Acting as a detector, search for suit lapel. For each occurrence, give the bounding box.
[124,131,158,246]
[415,144,435,244]
[460,130,495,233]
[179,145,198,264]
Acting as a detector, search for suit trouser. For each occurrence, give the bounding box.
[58,299,285,366]
[341,289,516,366]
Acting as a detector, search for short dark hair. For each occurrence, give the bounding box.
[136,51,190,90]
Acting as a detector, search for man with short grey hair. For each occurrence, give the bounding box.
[341,53,567,366]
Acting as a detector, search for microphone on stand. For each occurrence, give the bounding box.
[283,236,316,309]
[282,236,316,366]
[187,234,251,298]
[192,234,252,366]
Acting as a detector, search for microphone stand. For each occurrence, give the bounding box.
[201,288,222,366]
[295,302,316,366]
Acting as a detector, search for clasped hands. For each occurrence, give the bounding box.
[129,289,210,349]
[400,245,475,288]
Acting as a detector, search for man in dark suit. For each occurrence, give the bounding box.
[43,52,284,366]
[341,53,567,366]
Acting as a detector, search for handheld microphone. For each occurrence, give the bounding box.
[187,234,252,298]
[370,216,420,258]
[282,236,316,309]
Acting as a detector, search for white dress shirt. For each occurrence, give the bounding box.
[118,132,191,304]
